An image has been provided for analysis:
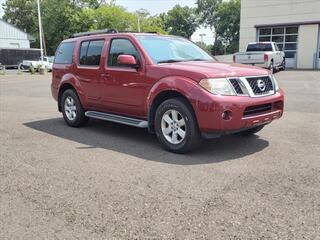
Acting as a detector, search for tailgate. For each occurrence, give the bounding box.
[235,52,265,64]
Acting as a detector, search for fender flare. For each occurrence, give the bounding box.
[58,73,87,108]
[146,76,199,132]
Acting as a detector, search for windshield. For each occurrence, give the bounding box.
[136,35,213,64]
[47,56,54,63]
[247,43,273,52]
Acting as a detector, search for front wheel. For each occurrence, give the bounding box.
[269,61,274,73]
[154,98,202,153]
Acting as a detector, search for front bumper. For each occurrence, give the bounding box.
[195,89,284,136]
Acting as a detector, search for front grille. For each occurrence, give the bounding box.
[244,103,272,117]
[229,78,243,94]
[246,76,274,95]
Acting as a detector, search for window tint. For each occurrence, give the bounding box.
[79,41,89,65]
[108,39,140,67]
[55,42,75,64]
[79,40,104,66]
[259,28,271,35]
[247,43,273,52]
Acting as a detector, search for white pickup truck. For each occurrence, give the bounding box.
[233,42,285,73]
[21,56,54,72]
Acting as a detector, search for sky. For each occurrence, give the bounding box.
[0,0,214,44]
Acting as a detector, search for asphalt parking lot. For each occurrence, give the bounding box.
[1,71,320,239]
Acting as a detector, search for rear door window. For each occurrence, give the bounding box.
[79,40,105,66]
[54,42,75,64]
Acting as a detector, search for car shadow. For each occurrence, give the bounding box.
[24,118,269,165]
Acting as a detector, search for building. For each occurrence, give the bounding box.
[0,19,35,48]
[239,0,320,69]
[0,19,40,67]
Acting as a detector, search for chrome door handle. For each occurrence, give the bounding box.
[101,73,110,79]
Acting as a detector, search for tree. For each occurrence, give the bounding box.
[2,0,38,34]
[214,0,240,53]
[0,0,166,55]
[196,0,221,29]
[162,5,199,39]
[196,0,240,54]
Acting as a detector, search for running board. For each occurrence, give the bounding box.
[85,111,148,128]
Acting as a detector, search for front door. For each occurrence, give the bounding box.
[101,38,146,117]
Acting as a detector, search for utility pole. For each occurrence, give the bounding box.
[37,0,44,64]
[137,15,141,33]
[199,33,206,43]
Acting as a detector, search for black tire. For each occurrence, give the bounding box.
[154,98,202,153]
[238,125,264,136]
[269,60,274,73]
[61,89,88,127]
[281,58,286,71]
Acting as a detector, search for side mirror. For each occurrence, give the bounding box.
[117,55,138,68]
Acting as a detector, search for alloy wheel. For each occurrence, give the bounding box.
[161,109,186,144]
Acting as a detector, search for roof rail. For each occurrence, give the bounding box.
[71,29,118,38]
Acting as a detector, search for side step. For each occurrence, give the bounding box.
[85,111,148,128]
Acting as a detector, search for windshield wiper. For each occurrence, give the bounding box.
[185,58,208,62]
[157,59,184,64]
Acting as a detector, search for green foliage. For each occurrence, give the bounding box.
[2,0,240,55]
[215,0,240,53]
[162,5,199,39]
[196,0,240,54]
[2,0,38,34]
[196,0,221,28]
[195,41,212,54]
[1,0,166,55]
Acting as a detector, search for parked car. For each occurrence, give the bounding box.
[21,56,54,71]
[51,30,284,153]
[233,42,285,73]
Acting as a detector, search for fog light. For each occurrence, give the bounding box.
[222,110,232,121]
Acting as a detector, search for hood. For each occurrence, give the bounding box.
[157,61,270,82]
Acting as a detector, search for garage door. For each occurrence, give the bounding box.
[258,26,298,68]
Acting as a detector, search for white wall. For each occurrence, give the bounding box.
[0,20,31,48]
[297,24,319,69]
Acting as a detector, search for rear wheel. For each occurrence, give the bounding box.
[281,58,286,71]
[238,125,264,136]
[154,98,201,153]
[61,89,88,127]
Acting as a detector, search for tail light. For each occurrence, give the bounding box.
[264,54,268,62]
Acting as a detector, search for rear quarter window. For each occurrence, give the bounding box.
[54,42,75,64]
[247,43,273,52]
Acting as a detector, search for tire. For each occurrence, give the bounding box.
[61,89,88,127]
[269,61,274,73]
[238,125,264,136]
[281,58,286,71]
[154,98,202,153]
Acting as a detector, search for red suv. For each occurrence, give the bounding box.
[51,30,284,153]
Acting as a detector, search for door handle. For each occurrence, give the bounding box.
[101,73,110,79]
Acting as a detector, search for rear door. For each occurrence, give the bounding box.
[74,39,105,108]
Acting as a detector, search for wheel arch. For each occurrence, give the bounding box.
[58,83,77,112]
[148,90,198,133]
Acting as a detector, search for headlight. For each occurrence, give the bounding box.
[199,78,236,96]
[270,75,280,91]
